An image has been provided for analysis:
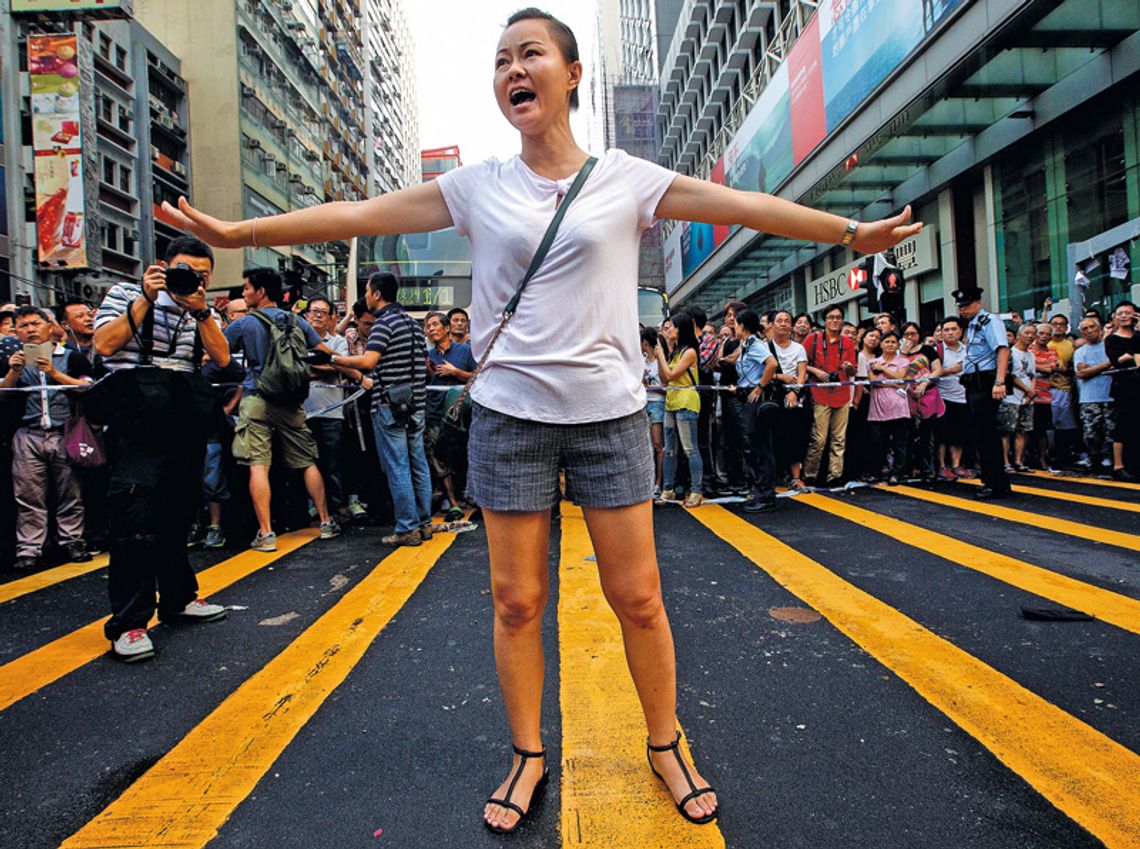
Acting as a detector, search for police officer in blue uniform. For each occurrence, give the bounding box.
[956,287,1011,499]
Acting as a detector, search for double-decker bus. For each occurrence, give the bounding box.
[357,228,668,326]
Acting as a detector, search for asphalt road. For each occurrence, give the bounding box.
[1,471,1137,849]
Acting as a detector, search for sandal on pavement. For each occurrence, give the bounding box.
[647,732,718,825]
[484,745,549,835]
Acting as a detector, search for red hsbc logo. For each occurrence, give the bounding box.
[848,267,866,291]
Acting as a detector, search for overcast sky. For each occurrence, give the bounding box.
[406,1,596,164]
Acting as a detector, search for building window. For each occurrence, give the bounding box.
[119,165,132,193]
[102,157,116,185]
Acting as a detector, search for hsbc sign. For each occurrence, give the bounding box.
[806,227,937,313]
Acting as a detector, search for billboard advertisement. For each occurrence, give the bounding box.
[724,62,792,195]
[709,156,729,248]
[12,1,131,12]
[29,34,89,268]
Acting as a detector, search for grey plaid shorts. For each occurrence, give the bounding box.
[466,403,655,511]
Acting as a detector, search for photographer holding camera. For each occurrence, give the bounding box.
[89,235,232,662]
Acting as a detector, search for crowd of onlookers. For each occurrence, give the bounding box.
[641,299,1139,512]
[1,251,1138,575]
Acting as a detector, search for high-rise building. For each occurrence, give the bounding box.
[362,0,418,196]
[656,0,1140,327]
[135,0,419,297]
[0,6,190,307]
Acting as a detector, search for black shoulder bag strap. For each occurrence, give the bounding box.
[445,155,597,419]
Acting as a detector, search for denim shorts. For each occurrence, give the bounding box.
[645,397,665,425]
[466,403,654,511]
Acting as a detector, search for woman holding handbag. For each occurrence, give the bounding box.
[160,7,922,834]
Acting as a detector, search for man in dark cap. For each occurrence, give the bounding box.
[955,287,1011,498]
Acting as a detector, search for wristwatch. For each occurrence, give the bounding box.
[190,308,211,322]
[839,219,859,247]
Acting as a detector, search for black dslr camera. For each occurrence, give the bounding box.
[164,263,205,296]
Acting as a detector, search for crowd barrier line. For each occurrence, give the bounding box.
[692,505,1140,849]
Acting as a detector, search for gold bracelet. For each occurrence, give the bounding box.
[250,217,260,249]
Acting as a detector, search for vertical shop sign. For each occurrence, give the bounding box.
[29,34,88,268]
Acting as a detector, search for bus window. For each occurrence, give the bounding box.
[638,287,668,328]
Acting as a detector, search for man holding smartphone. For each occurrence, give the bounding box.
[89,235,232,662]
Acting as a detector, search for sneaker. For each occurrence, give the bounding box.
[382,530,422,547]
[1101,458,1114,469]
[659,489,678,501]
[1074,456,1093,470]
[953,467,977,480]
[13,556,37,571]
[1113,468,1137,482]
[347,497,368,519]
[250,531,278,552]
[937,468,957,482]
[419,523,434,541]
[320,519,341,540]
[112,628,154,662]
[683,492,704,508]
[789,479,809,494]
[444,506,464,523]
[203,525,225,548]
[742,499,778,514]
[186,524,204,549]
[652,486,662,500]
[64,541,92,563]
[176,599,227,622]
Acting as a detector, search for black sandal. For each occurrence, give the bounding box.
[647,732,718,825]
[484,745,549,835]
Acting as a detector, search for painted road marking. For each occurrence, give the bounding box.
[888,485,1140,551]
[558,504,724,849]
[953,477,1140,514]
[0,529,318,713]
[798,493,1140,635]
[1016,469,1140,492]
[692,505,1140,849]
[0,554,108,605]
[60,527,460,849]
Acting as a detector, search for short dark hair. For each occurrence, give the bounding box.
[1115,300,1137,312]
[737,309,761,335]
[823,305,844,319]
[424,311,447,327]
[880,330,900,342]
[306,296,333,315]
[724,300,747,316]
[941,316,963,330]
[351,297,370,319]
[688,307,708,328]
[505,8,580,110]
[246,268,283,303]
[14,305,48,323]
[366,271,400,303]
[640,326,658,348]
[242,266,274,281]
[165,235,215,268]
[54,297,87,323]
[446,307,469,321]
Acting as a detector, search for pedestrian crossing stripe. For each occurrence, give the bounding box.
[954,477,1140,514]
[0,529,319,713]
[797,493,1140,636]
[0,553,108,605]
[1016,469,1140,492]
[59,526,461,849]
[888,485,1140,551]
[691,505,1140,849]
[558,503,725,849]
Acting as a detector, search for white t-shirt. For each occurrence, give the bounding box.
[939,341,966,404]
[436,149,677,423]
[772,339,807,379]
[1005,347,1036,405]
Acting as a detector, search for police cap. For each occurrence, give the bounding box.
[951,288,983,305]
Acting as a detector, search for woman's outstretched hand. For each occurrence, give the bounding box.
[158,197,247,249]
[851,205,923,254]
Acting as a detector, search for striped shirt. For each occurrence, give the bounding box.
[94,282,197,373]
[366,303,426,413]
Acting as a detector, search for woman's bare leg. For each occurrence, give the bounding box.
[483,508,553,831]
[583,501,719,821]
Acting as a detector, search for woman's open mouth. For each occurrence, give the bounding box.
[509,89,536,107]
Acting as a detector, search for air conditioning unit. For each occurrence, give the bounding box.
[265,153,276,162]
[246,138,263,149]
[241,84,255,97]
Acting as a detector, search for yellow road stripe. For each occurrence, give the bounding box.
[558,504,724,849]
[954,477,1140,514]
[888,485,1140,551]
[1017,469,1140,492]
[61,527,460,849]
[0,529,318,713]
[799,494,1140,635]
[0,554,108,605]
[692,505,1140,849]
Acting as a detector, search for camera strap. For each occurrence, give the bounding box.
[126,288,190,365]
